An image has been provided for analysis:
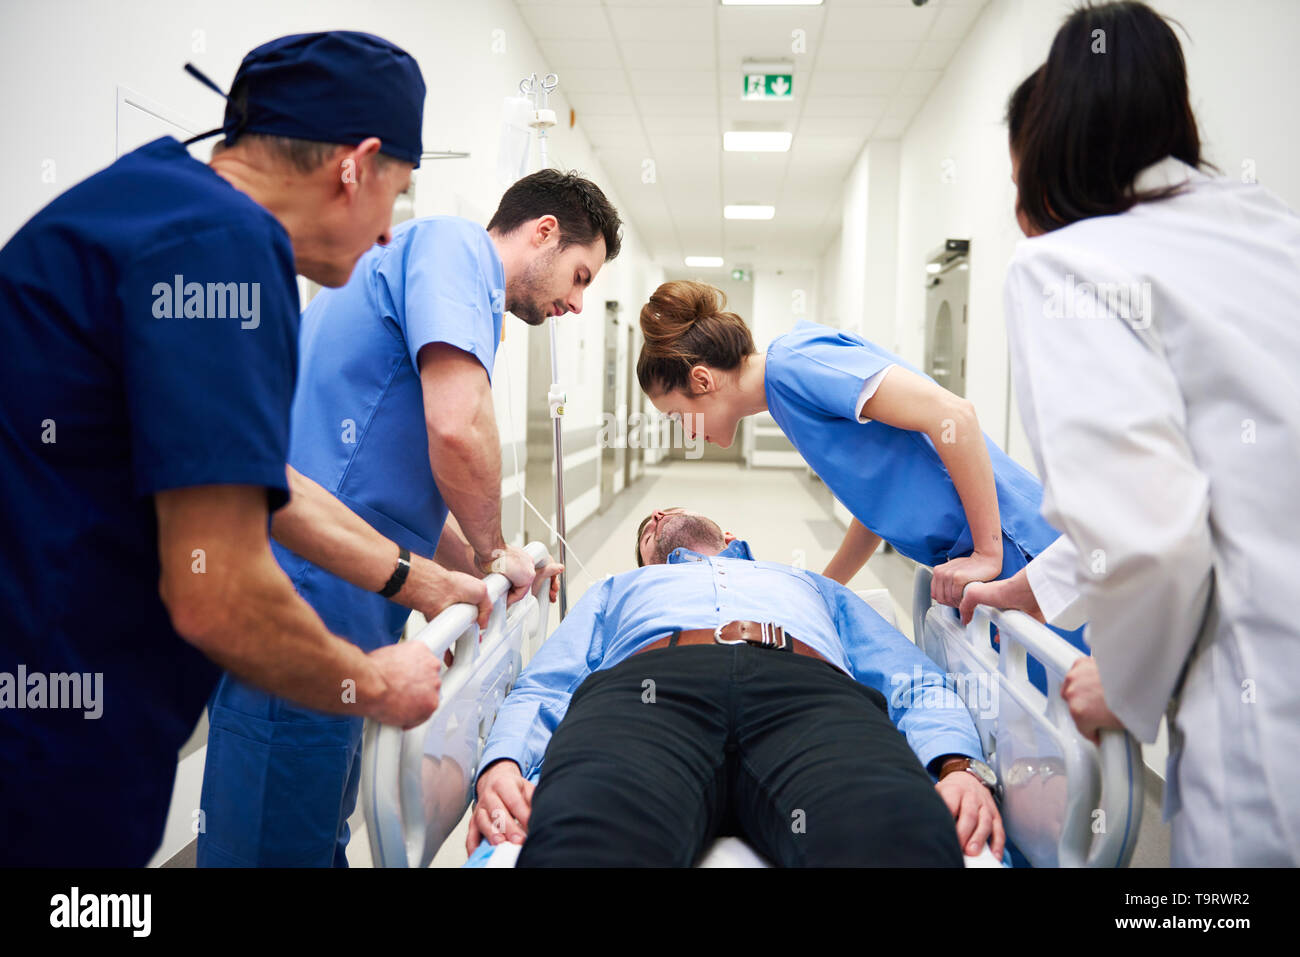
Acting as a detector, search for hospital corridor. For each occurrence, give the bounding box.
[2,0,1298,935]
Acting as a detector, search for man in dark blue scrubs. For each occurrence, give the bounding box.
[0,32,474,866]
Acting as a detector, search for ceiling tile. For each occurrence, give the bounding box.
[568,92,637,114]
[912,35,962,71]
[643,114,720,134]
[800,94,890,118]
[797,115,878,137]
[618,40,714,71]
[607,5,715,41]
[650,133,723,156]
[635,93,718,117]
[575,113,644,136]
[556,69,630,94]
[930,1,988,40]
[814,41,919,72]
[626,69,718,97]
[517,5,615,42]
[823,4,938,42]
[899,69,942,98]
[720,98,800,125]
[871,115,911,139]
[808,70,902,98]
[884,94,926,120]
[537,38,623,69]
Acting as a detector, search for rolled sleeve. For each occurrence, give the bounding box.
[383,223,501,382]
[770,329,896,422]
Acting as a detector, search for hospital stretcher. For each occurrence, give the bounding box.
[360,551,1143,868]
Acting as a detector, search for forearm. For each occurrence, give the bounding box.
[160,532,383,716]
[433,513,479,576]
[822,519,882,584]
[1023,535,1085,628]
[272,466,402,593]
[930,403,1002,560]
[194,552,385,714]
[430,408,506,564]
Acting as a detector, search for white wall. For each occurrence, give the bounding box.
[825,139,901,353]
[891,0,1300,466]
[817,229,842,327]
[750,267,815,349]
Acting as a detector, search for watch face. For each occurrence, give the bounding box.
[967,759,997,787]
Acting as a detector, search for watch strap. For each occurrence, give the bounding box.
[378,546,411,598]
[938,756,972,782]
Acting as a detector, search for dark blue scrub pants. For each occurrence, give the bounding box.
[196,675,364,867]
[516,643,964,867]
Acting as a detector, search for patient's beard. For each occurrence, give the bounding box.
[652,515,725,564]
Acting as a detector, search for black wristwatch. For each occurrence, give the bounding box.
[378,546,411,598]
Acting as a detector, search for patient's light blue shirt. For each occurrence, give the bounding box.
[480,540,983,781]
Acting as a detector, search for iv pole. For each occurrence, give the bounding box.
[519,72,569,620]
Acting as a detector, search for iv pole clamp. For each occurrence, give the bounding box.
[520,71,569,620]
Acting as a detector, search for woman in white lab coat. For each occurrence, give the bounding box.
[976,1,1300,866]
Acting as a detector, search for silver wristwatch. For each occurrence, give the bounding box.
[962,757,998,791]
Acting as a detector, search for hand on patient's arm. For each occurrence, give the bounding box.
[468,759,534,851]
[1061,658,1125,745]
[822,519,882,585]
[958,568,1044,626]
[863,367,1003,607]
[934,762,1005,858]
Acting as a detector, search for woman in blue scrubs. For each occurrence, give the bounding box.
[636,279,1075,624]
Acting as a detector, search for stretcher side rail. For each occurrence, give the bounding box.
[912,566,1143,867]
[360,541,552,868]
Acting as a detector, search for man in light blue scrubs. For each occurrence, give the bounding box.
[198,169,624,866]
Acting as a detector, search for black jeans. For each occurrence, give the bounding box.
[516,643,963,867]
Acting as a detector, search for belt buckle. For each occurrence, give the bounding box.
[712,621,786,650]
[713,622,745,645]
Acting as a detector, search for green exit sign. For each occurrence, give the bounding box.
[742,73,793,100]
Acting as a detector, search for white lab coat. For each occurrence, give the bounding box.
[1004,156,1300,866]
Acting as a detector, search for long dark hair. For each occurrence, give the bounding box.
[1011,1,1209,234]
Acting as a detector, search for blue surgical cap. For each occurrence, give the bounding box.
[219,31,426,167]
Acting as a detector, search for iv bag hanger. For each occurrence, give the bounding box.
[518,71,570,619]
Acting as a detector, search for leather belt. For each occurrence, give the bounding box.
[633,620,831,666]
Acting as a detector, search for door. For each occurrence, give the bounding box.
[599,301,623,513]
[924,240,971,397]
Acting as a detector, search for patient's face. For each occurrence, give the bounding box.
[636,507,731,566]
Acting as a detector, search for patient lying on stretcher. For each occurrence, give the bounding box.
[468,508,1004,867]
